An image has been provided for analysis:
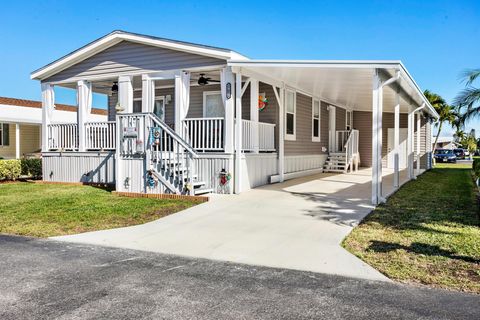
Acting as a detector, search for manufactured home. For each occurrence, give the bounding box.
[31,30,438,205]
[0,97,107,159]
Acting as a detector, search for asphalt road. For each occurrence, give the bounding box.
[0,235,478,320]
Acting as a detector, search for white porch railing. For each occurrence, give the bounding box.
[241,119,276,152]
[85,121,116,150]
[259,121,276,151]
[335,130,350,152]
[183,118,224,151]
[344,129,359,172]
[48,123,78,150]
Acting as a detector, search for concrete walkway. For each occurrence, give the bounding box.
[53,168,410,281]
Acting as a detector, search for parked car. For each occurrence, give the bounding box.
[434,149,457,163]
[453,148,465,159]
[464,149,470,157]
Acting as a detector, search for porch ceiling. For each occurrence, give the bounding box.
[229,61,438,117]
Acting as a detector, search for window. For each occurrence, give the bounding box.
[0,123,9,147]
[312,99,321,142]
[203,91,224,118]
[285,90,296,140]
[346,110,353,131]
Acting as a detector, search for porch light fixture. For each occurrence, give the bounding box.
[226,82,232,99]
[111,82,118,93]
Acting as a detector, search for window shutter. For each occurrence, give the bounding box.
[3,124,9,146]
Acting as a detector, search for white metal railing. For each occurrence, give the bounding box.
[85,121,116,150]
[118,113,198,195]
[344,129,359,172]
[48,123,78,150]
[259,122,276,151]
[183,118,224,151]
[335,130,350,152]
[241,119,276,152]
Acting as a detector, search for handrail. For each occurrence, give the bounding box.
[120,112,198,158]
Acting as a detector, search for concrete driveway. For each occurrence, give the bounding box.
[53,168,409,281]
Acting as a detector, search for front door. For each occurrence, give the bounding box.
[153,96,165,121]
[328,106,336,152]
[387,128,408,169]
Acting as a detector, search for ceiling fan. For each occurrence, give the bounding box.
[94,82,118,95]
[196,74,220,86]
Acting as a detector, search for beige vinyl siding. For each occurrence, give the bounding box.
[20,124,41,155]
[419,117,431,169]
[186,84,221,118]
[353,111,409,168]
[0,124,41,159]
[284,93,327,156]
[45,41,225,83]
[258,82,279,150]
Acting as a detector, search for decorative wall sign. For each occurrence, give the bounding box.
[123,126,138,138]
[259,92,268,111]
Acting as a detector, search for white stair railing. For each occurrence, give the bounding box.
[344,129,359,172]
[117,113,198,195]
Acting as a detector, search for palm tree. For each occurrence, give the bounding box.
[424,90,456,152]
[454,68,480,121]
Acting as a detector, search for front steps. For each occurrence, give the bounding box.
[324,153,348,173]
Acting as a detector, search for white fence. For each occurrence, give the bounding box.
[48,123,78,150]
[85,121,116,150]
[242,119,276,152]
[183,118,224,151]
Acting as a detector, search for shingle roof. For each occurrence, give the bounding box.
[0,96,108,115]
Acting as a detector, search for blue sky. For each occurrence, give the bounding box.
[0,0,478,137]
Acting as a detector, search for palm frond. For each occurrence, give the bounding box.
[453,87,480,107]
[459,68,480,86]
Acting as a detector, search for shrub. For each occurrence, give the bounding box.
[20,158,42,179]
[0,160,22,180]
[473,158,480,180]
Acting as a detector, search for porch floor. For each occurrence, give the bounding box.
[52,168,417,281]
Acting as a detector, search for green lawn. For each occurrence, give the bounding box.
[0,182,199,238]
[343,163,480,293]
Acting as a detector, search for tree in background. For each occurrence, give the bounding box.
[454,68,480,122]
[424,90,456,151]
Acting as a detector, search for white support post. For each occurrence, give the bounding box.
[223,67,235,154]
[15,123,20,159]
[250,79,259,153]
[41,82,54,152]
[273,84,285,182]
[416,112,421,176]
[142,74,155,113]
[393,92,400,189]
[77,80,91,152]
[407,106,414,180]
[174,72,182,136]
[118,75,133,114]
[371,69,384,205]
[234,72,243,194]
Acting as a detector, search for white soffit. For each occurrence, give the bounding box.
[229,60,438,118]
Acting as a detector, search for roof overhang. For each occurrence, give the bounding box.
[228,60,439,119]
[31,30,248,81]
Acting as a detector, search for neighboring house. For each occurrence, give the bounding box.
[433,137,457,150]
[30,30,439,205]
[0,97,107,159]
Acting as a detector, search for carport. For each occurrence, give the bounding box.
[229,61,439,204]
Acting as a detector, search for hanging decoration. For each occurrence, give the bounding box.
[146,170,158,189]
[258,93,268,111]
[218,168,231,194]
